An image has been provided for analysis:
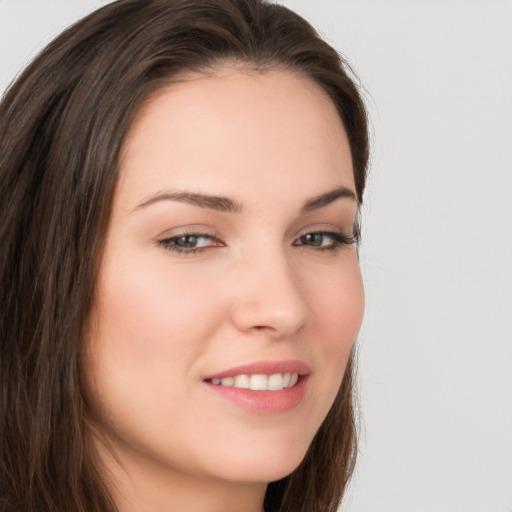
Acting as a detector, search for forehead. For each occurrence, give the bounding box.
[116,67,354,210]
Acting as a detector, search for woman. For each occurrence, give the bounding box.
[0,0,369,511]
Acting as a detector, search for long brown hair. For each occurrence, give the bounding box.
[0,1,369,510]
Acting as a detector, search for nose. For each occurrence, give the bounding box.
[229,251,309,339]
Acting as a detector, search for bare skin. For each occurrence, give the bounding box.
[86,66,364,512]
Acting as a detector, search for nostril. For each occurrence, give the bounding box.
[229,276,308,337]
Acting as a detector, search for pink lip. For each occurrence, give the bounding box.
[203,360,311,380]
[203,360,311,414]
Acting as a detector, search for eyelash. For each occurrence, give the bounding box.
[157,230,357,255]
[157,233,221,255]
[294,231,356,252]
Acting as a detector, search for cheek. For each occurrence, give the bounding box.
[84,257,227,431]
[92,257,223,362]
[304,256,364,398]
[84,257,227,449]
[309,256,364,346]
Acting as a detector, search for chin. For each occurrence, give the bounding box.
[213,442,309,484]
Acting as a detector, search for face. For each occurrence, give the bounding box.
[86,67,364,497]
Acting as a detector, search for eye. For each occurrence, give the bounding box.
[294,231,356,252]
[157,233,222,254]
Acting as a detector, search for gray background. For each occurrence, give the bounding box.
[1,1,511,511]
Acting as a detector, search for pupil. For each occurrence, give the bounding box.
[178,235,198,248]
[305,233,322,246]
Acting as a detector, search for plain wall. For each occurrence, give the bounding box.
[1,1,511,511]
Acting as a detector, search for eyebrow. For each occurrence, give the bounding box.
[135,191,243,213]
[134,185,356,213]
[301,185,357,212]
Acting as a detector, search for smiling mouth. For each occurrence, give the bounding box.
[204,362,310,413]
[207,373,300,391]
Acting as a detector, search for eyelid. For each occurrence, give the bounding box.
[292,228,357,252]
[155,225,357,257]
[156,228,225,255]
[155,224,221,240]
[294,223,356,241]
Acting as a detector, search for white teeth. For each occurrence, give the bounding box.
[220,377,234,386]
[234,374,250,389]
[211,373,300,391]
[267,373,283,390]
[249,374,268,390]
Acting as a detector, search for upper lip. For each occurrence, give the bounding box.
[203,360,311,381]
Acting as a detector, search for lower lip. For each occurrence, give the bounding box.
[204,376,309,414]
